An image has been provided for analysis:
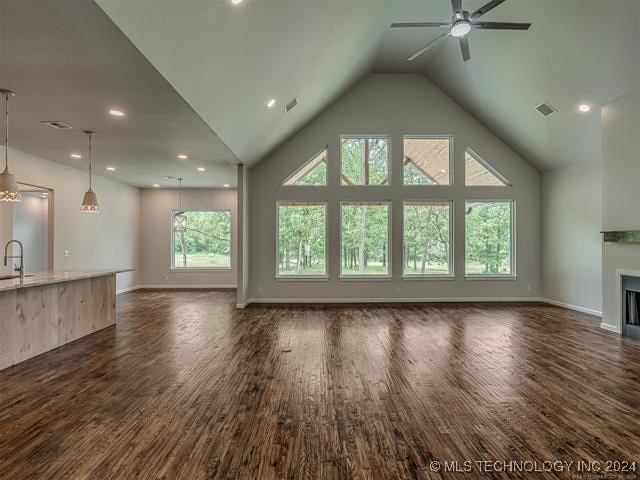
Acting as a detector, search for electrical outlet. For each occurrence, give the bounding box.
[526,284,532,291]
[165,275,169,281]
[258,286,263,293]
[64,249,70,257]
[395,285,400,293]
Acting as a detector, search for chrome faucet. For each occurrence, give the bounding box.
[3,240,24,279]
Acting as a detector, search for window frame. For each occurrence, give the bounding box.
[339,135,392,187]
[170,209,233,272]
[464,147,512,187]
[401,199,455,279]
[463,199,516,279]
[339,200,392,280]
[402,134,454,187]
[275,200,329,280]
[282,145,329,187]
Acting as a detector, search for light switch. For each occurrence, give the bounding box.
[64,249,70,257]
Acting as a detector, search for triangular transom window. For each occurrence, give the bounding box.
[465,148,511,186]
[283,148,327,186]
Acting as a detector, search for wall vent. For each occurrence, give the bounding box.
[285,98,297,113]
[535,102,557,118]
[41,120,73,129]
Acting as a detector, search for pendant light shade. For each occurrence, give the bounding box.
[0,89,21,202]
[81,189,99,213]
[80,130,100,213]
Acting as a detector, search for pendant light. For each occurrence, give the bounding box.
[173,178,187,232]
[80,130,100,213]
[0,89,21,202]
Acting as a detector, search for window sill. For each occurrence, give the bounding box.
[464,275,517,281]
[339,276,393,282]
[275,275,329,282]
[170,268,232,273]
[402,275,455,281]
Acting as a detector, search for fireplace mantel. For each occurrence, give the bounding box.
[603,231,640,244]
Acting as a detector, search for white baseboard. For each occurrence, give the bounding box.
[246,296,541,305]
[116,285,141,294]
[138,284,237,289]
[540,298,602,317]
[600,322,621,333]
[118,285,236,294]
[236,302,249,309]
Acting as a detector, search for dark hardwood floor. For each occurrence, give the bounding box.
[0,291,638,479]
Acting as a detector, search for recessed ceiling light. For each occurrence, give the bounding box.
[197,167,206,172]
[109,109,125,117]
[106,166,116,171]
[231,0,243,4]
[152,184,160,188]
[178,154,188,159]
[70,153,82,159]
[578,104,591,113]
[223,184,230,187]
[267,98,276,108]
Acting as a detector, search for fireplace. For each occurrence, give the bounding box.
[623,275,640,340]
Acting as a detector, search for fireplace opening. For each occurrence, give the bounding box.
[623,275,640,340]
[626,290,639,324]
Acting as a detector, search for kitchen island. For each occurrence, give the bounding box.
[0,269,131,370]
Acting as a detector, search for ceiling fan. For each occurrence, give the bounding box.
[391,0,531,62]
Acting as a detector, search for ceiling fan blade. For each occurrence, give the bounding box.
[471,21,531,30]
[451,0,463,14]
[459,36,471,61]
[391,22,450,28]
[408,31,450,61]
[470,0,507,19]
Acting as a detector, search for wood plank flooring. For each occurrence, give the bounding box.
[0,291,639,479]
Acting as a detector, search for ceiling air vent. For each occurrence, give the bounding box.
[41,120,73,129]
[285,98,297,113]
[535,102,557,118]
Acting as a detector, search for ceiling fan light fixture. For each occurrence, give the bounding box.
[450,21,471,37]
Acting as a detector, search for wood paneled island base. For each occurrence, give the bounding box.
[0,272,118,370]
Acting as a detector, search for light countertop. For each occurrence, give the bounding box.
[0,269,133,292]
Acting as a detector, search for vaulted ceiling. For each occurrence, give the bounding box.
[0,0,239,188]
[97,0,640,172]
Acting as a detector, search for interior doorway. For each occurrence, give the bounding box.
[5,183,54,273]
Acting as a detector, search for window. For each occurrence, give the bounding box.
[403,201,452,276]
[341,136,389,186]
[283,148,327,186]
[465,148,510,186]
[341,201,390,277]
[403,136,451,185]
[465,201,514,276]
[172,210,231,269]
[277,202,327,277]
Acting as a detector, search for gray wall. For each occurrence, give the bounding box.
[248,73,541,302]
[0,148,140,291]
[541,162,602,314]
[601,89,640,331]
[140,187,237,288]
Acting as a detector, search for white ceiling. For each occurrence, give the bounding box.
[0,0,239,188]
[97,0,640,172]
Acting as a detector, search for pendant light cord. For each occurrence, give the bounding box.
[3,93,8,172]
[88,132,93,190]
